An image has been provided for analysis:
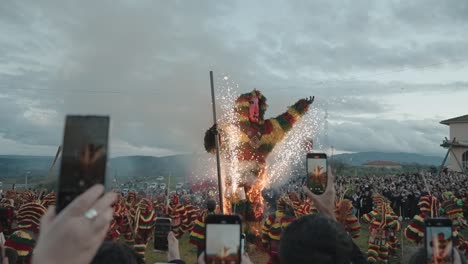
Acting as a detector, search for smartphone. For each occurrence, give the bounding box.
[425,218,453,264]
[154,218,172,251]
[56,116,110,213]
[306,153,328,195]
[241,233,246,255]
[205,215,242,264]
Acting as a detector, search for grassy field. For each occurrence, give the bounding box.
[144,222,466,264]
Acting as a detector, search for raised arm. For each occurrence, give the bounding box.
[265,96,314,144]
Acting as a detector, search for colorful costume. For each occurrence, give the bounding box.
[440,192,468,253]
[189,209,217,255]
[106,196,124,241]
[5,202,46,264]
[336,199,361,239]
[182,197,199,232]
[261,195,296,264]
[362,195,400,263]
[168,195,188,238]
[0,199,16,236]
[405,195,440,244]
[40,192,56,208]
[204,90,313,220]
[132,198,156,262]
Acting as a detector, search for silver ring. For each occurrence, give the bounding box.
[84,208,98,220]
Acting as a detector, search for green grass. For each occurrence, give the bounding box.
[142,222,468,263]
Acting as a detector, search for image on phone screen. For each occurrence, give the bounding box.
[56,116,109,213]
[426,225,453,264]
[206,224,241,264]
[154,218,171,251]
[307,154,327,195]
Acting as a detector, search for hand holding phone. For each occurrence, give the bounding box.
[205,215,242,264]
[306,153,328,195]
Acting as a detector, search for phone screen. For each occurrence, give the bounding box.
[56,116,109,213]
[426,225,453,264]
[307,153,328,195]
[206,223,241,264]
[154,218,171,251]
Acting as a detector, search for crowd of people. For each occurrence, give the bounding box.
[0,168,467,263]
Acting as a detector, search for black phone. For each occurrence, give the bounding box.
[425,218,454,264]
[56,115,110,213]
[205,214,242,264]
[306,153,328,195]
[154,217,172,251]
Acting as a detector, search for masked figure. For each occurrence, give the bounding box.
[362,195,400,263]
[168,195,188,238]
[440,192,468,253]
[336,199,361,239]
[261,195,297,264]
[405,195,440,244]
[5,202,47,264]
[132,198,156,262]
[204,90,313,221]
[40,192,56,208]
[0,199,15,236]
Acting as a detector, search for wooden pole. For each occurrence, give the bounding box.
[210,71,224,214]
[400,206,404,261]
[47,146,62,179]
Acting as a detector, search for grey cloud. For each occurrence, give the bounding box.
[328,117,447,156]
[0,0,466,156]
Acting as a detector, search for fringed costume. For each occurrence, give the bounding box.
[5,202,46,264]
[168,195,188,238]
[362,195,400,263]
[204,90,313,221]
[405,195,440,244]
[40,192,56,208]
[132,198,156,262]
[336,199,361,239]
[182,197,199,232]
[440,192,468,253]
[261,195,296,264]
[0,198,16,236]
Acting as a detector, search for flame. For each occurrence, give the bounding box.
[245,169,266,220]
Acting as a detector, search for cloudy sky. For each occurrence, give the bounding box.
[1,0,468,157]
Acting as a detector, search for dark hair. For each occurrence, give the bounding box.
[207,199,216,212]
[279,214,354,264]
[90,242,143,264]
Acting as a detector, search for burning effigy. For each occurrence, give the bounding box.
[204,89,314,221]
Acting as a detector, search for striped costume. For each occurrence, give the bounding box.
[0,199,15,236]
[168,196,188,238]
[362,195,400,263]
[261,196,296,264]
[189,210,215,250]
[440,192,468,253]
[204,90,312,221]
[405,195,440,244]
[40,192,56,208]
[132,198,156,262]
[182,200,199,232]
[336,199,361,239]
[5,202,46,264]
